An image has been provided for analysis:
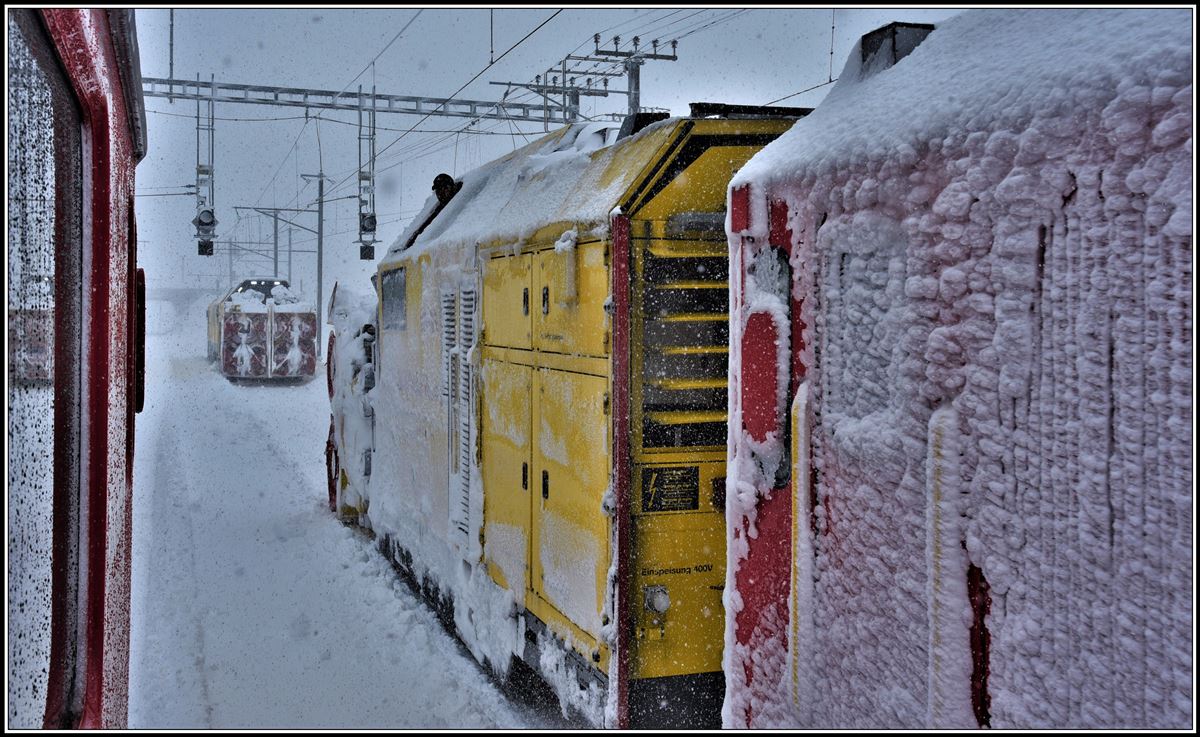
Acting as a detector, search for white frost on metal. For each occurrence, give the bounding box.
[727,7,1191,730]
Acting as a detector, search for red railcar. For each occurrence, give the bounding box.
[725,10,1191,730]
[8,8,147,728]
[205,278,319,382]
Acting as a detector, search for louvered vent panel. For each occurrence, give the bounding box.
[451,289,476,539]
[441,291,456,399]
[641,245,730,449]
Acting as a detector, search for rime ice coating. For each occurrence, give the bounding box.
[725,8,1192,729]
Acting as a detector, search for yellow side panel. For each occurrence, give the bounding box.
[399,257,423,347]
[534,242,609,358]
[630,461,727,679]
[480,358,532,595]
[482,253,532,350]
[636,144,768,222]
[530,367,610,653]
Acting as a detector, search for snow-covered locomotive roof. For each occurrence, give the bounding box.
[380,119,667,265]
[732,8,1193,194]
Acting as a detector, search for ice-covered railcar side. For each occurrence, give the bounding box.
[725,10,1192,730]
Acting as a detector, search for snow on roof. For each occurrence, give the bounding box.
[380,120,664,266]
[732,8,1193,190]
[225,281,314,312]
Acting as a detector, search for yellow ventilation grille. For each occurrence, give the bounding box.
[640,246,729,449]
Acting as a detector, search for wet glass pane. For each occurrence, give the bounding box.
[7,13,58,728]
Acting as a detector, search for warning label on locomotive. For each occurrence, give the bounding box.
[642,466,699,512]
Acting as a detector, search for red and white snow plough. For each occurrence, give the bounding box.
[206,278,318,381]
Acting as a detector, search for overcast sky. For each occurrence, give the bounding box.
[133,7,963,301]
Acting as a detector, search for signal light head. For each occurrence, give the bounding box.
[360,212,377,233]
[193,208,218,237]
[198,239,213,256]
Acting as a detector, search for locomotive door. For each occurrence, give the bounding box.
[482,253,532,350]
[480,359,532,595]
[531,367,609,647]
[534,243,609,357]
[481,252,534,597]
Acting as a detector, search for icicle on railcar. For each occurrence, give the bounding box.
[325,106,805,727]
[8,8,149,728]
[725,10,1192,730]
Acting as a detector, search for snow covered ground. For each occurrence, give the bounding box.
[128,297,566,729]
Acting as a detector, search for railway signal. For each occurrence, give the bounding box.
[193,206,217,255]
[359,212,377,260]
[356,86,378,261]
[193,207,217,234]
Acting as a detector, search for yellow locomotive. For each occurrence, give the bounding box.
[329,105,804,727]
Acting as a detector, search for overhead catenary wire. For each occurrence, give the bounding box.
[280,214,414,247]
[323,21,555,191]
[302,112,514,227]
[248,117,310,210]
[513,8,751,128]
[220,10,726,254]
[210,10,424,266]
[139,182,198,190]
[314,110,513,206]
[617,8,695,41]
[310,114,519,135]
[336,24,652,192]
[672,9,752,41]
[829,9,836,82]
[152,11,549,230]
[175,80,556,217]
[329,10,423,104]
[148,108,310,123]
[284,95,540,242]
[250,8,754,251]
[323,9,564,199]
[304,110,498,207]
[313,8,669,205]
[148,105,541,137]
[367,109,520,181]
[763,10,840,106]
[764,79,836,106]
[292,9,641,207]
[510,10,695,110]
